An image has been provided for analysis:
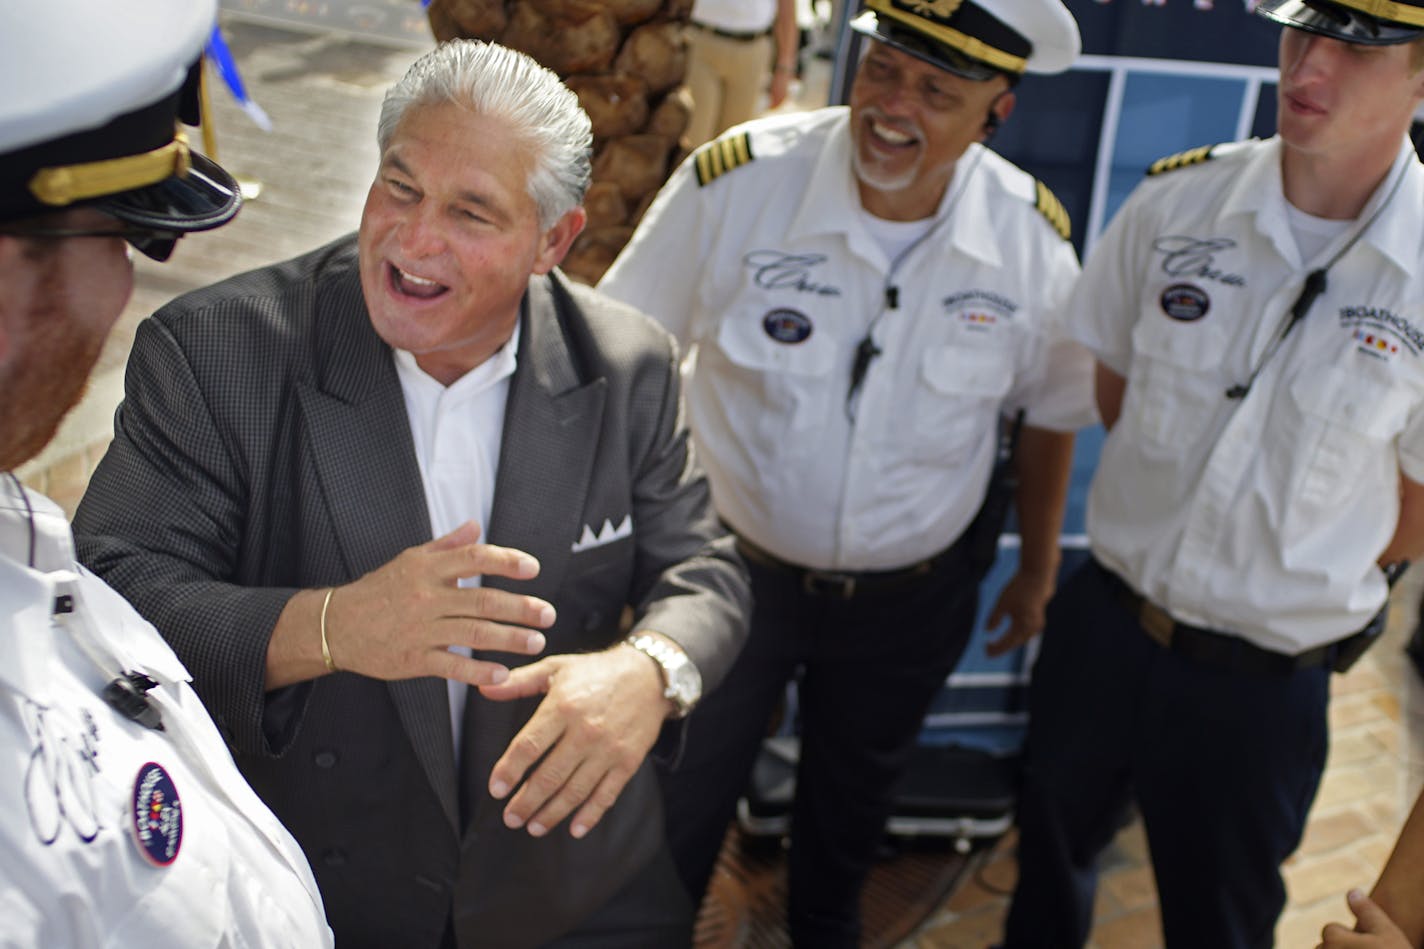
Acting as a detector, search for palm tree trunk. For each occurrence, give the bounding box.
[427,0,694,284]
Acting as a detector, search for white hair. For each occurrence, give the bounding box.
[376,40,592,229]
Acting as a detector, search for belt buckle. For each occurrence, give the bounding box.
[1139,602,1176,648]
[804,570,856,598]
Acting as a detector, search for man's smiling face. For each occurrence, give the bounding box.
[358,101,571,385]
[848,41,1012,220]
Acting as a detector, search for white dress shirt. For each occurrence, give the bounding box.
[393,326,517,754]
[600,107,1095,571]
[1071,137,1424,653]
[0,479,332,948]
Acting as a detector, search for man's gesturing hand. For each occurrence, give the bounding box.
[265,521,556,690]
[479,642,672,839]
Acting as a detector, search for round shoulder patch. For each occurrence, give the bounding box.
[131,762,183,867]
[1160,284,1210,322]
[763,308,813,344]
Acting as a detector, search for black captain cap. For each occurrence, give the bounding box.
[1255,0,1424,44]
[0,0,241,260]
[850,0,1080,82]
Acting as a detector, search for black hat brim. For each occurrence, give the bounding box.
[850,12,1004,81]
[1256,0,1424,44]
[92,149,241,234]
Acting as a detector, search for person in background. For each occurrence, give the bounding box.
[0,1,332,945]
[683,0,800,149]
[599,0,1092,943]
[73,37,749,949]
[1002,0,1424,945]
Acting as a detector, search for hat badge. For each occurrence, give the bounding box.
[905,0,966,18]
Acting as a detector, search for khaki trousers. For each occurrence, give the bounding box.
[683,26,773,150]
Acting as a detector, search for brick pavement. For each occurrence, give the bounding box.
[908,568,1424,949]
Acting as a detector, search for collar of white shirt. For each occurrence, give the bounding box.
[787,112,1002,270]
[0,480,188,701]
[1218,135,1422,277]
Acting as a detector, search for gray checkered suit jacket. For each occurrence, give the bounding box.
[74,235,750,948]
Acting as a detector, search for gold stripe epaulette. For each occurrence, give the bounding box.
[1146,144,1219,177]
[694,132,754,187]
[1034,179,1071,241]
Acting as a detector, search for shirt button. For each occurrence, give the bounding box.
[321,848,347,867]
[313,750,339,769]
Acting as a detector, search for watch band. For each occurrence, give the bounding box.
[625,633,702,718]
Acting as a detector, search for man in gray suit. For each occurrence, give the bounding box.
[73,39,749,949]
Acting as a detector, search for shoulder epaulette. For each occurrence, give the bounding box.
[693,131,753,187]
[1033,179,1071,241]
[1146,144,1220,177]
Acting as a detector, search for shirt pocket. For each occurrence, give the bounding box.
[1288,364,1408,511]
[710,312,838,447]
[103,761,232,948]
[913,346,1014,466]
[1125,314,1230,457]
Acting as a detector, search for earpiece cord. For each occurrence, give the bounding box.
[4,472,36,568]
[1225,153,1410,400]
[845,146,988,422]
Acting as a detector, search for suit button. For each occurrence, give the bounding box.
[583,611,603,632]
[313,750,339,769]
[321,848,347,867]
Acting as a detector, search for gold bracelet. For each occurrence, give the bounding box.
[319,587,339,674]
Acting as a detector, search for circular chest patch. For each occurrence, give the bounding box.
[762,309,813,344]
[1160,283,1210,322]
[131,762,182,867]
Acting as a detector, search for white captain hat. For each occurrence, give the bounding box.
[0,0,241,259]
[851,0,1081,81]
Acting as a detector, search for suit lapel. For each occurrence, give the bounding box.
[295,262,459,833]
[484,274,606,599]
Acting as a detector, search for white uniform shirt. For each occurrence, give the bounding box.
[1071,137,1424,653]
[0,481,332,948]
[394,330,516,755]
[600,107,1094,571]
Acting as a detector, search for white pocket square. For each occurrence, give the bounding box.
[571,514,633,553]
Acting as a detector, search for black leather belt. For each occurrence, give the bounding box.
[689,20,770,41]
[734,535,946,599]
[1095,561,1333,675]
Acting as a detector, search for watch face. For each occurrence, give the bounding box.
[672,666,698,695]
[627,634,701,714]
[667,663,702,709]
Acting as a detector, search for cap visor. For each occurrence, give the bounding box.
[850,11,1002,81]
[1255,0,1424,43]
[94,150,241,233]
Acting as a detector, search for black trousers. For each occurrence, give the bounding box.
[659,540,979,948]
[1003,560,1330,949]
